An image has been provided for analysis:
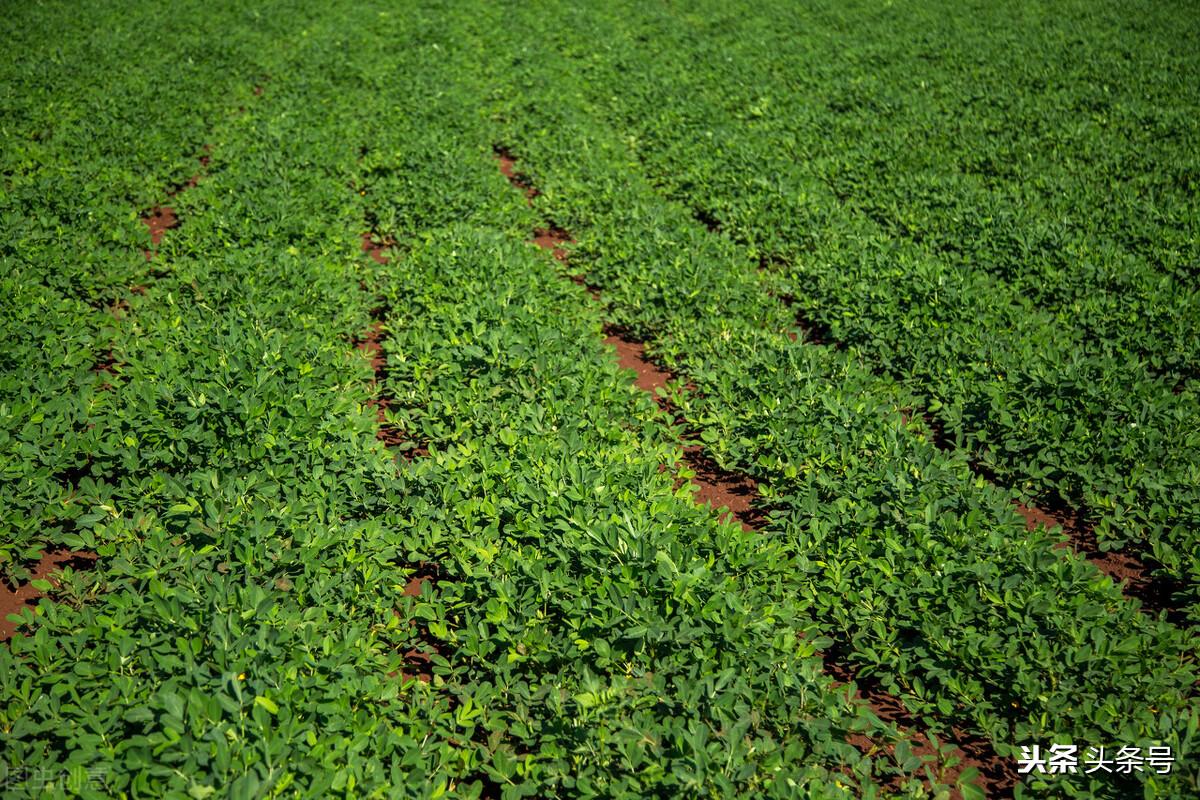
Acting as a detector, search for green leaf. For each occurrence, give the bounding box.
[254,695,279,715]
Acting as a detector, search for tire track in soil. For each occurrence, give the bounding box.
[765,263,1186,623]
[495,146,1008,799]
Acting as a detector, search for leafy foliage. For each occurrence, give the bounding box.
[2,0,1197,798]
[482,2,1200,797]
[487,0,1200,618]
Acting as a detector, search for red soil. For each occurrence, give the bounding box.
[598,330,758,530]
[1,550,98,642]
[391,562,444,684]
[532,225,600,298]
[499,149,596,290]
[356,320,387,373]
[823,643,1018,798]
[602,334,673,395]
[533,227,570,260]
[398,648,433,682]
[142,206,178,256]
[355,233,427,458]
[1015,501,1143,584]
[139,147,211,259]
[353,221,438,686]
[495,147,539,203]
[906,403,1171,617]
[681,445,760,531]
[354,318,417,452]
[168,148,211,197]
[1014,500,1184,622]
[361,232,392,264]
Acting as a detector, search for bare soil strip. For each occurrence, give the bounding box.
[600,323,1012,797]
[361,231,393,265]
[354,206,436,686]
[495,146,1005,799]
[601,333,672,395]
[1,550,97,642]
[532,227,570,260]
[599,333,759,529]
[679,445,764,531]
[822,640,1018,797]
[495,147,538,202]
[1013,499,1187,624]
[392,562,445,684]
[141,206,179,258]
[353,228,424,457]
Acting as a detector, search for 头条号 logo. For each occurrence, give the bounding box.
[1017,744,1174,776]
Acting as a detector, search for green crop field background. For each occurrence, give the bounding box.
[1,1,1197,798]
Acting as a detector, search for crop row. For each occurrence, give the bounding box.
[0,0,274,591]
[2,1,969,796]
[489,0,1200,623]
[498,147,1023,796]
[349,38,968,795]
[495,145,1009,797]
[477,7,1200,796]
[5,1,1197,797]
